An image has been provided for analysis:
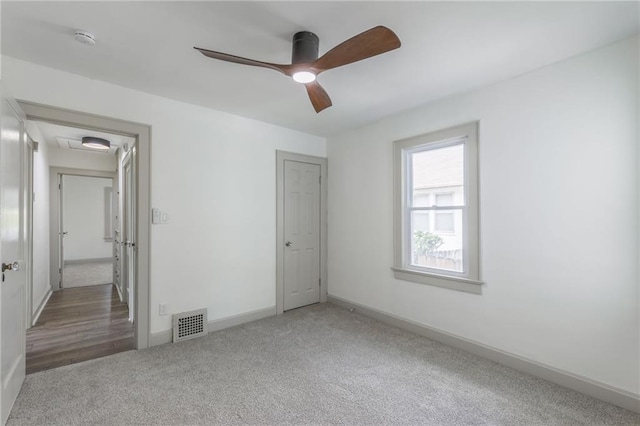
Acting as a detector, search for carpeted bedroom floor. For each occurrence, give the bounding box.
[8,303,640,425]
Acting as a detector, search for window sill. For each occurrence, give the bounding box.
[391,267,484,294]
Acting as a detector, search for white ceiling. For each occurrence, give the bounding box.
[32,121,135,156]
[3,1,638,137]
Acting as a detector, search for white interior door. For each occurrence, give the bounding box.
[0,92,26,425]
[122,150,136,322]
[283,160,321,311]
[57,175,65,288]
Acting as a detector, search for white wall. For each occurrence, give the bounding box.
[327,36,639,395]
[1,56,327,335]
[48,145,116,172]
[62,175,113,261]
[26,122,50,313]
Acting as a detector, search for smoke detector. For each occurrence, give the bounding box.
[74,30,95,46]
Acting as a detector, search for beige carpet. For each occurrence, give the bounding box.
[63,261,113,288]
[7,303,640,425]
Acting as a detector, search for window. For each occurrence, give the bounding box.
[393,122,482,294]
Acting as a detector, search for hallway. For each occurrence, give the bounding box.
[26,284,133,374]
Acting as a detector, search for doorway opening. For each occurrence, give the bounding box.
[18,100,151,359]
[59,174,116,289]
[26,123,139,373]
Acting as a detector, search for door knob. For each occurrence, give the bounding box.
[285,241,293,247]
[2,261,19,272]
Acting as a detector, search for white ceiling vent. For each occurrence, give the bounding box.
[173,309,208,343]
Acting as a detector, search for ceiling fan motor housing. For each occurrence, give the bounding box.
[292,31,319,64]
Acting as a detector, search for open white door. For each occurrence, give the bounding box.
[0,88,27,424]
[122,149,136,322]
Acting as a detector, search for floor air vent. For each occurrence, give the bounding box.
[173,309,208,343]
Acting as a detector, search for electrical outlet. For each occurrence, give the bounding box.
[159,303,168,316]
[160,212,169,224]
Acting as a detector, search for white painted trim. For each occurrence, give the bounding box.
[150,306,277,347]
[104,186,113,240]
[31,288,52,327]
[25,135,35,330]
[328,295,640,414]
[275,151,328,314]
[114,282,124,303]
[63,257,113,265]
[391,267,483,294]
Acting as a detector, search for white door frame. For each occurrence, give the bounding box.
[19,100,152,350]
[25,136,34,329]
[275,151,328,314]
[49,169,116,291]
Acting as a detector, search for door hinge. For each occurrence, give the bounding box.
[319,175,321,184]
[58,183,61,190]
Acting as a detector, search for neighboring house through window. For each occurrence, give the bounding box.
[392,122,483,294]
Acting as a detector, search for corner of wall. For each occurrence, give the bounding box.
[28,121,53,311]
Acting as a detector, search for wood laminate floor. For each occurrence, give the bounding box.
[26,284,134,374]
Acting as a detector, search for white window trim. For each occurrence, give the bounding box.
[392,121,483,294]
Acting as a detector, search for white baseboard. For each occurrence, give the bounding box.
[328,295,640,414]
[150,305,276,347]
[31,288,52,326]
[114,283,124,302]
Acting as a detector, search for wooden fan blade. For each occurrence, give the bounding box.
[194,47,293,76]
[304,81,332,113]
[311,26,401,73]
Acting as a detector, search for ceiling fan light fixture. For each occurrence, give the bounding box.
[82,136,110,150]
[292,71,316,84]
[195,26,401,112]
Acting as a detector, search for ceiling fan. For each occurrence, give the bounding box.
[194,26,401,113]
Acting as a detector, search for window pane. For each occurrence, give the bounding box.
[413,193,430,207]
[411,211,430,233]
[411,144,464,207]
[411,210,463,273]
[435,212,454,232]
[435,193,453,206]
